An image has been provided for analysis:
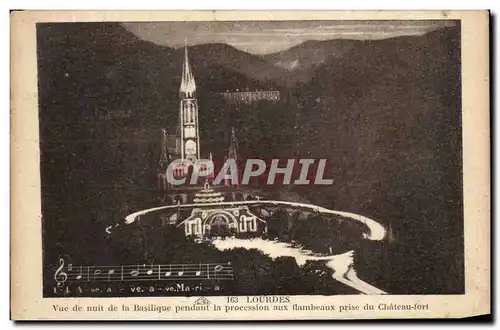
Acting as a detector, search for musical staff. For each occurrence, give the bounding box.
[53,260,233,285]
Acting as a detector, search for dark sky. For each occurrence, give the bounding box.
[122,20,457,55]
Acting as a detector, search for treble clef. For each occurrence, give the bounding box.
[54,258,67,286]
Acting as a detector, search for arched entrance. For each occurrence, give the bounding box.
[204,211,238,237]
[211,216,231,236]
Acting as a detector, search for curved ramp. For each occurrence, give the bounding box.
[124,200,386,241]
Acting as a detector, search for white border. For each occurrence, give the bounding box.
[5,2,495,329]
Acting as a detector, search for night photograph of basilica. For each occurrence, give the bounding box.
[37,20,464,297]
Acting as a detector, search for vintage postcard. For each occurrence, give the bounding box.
[10,10,490,320]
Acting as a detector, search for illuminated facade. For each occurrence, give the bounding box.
[217,90,280,105]
[178,185,267,238]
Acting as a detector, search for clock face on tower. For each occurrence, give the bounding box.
[185,140,196,155]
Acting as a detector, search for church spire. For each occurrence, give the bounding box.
[228,127,239,162]
[180,43,196,98]
[224,128,240,187]
[159,128,169,169]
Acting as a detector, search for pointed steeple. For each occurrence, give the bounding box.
[208,152,215,180]
[387,221,395,243]
[159,128,169,169]
[228,127,239,161]
[224,128,240,187]
[180,42,196,98]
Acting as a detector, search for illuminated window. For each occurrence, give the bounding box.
[185,140,196,155]
[184,126,196,138]
[190,108,193,123]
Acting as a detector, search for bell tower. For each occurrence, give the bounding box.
[179,44,200,166]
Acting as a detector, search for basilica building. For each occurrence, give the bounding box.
[178,184,267,239]
[155,44,268,239]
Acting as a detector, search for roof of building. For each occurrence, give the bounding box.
[180,46,196,97]
[192,183,225,203]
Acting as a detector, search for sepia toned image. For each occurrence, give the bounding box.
[11,11,489,320]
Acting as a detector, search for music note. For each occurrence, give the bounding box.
[93,269,102,280]
[165,265,172,277]
[54,258,67,286]
[76,266,83,280]
[177,265,184,276]
[213,264,223,279]
[107,269,115,282]
[146,264,153,276]
[130,265,139,277]
[195,263,202,277]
